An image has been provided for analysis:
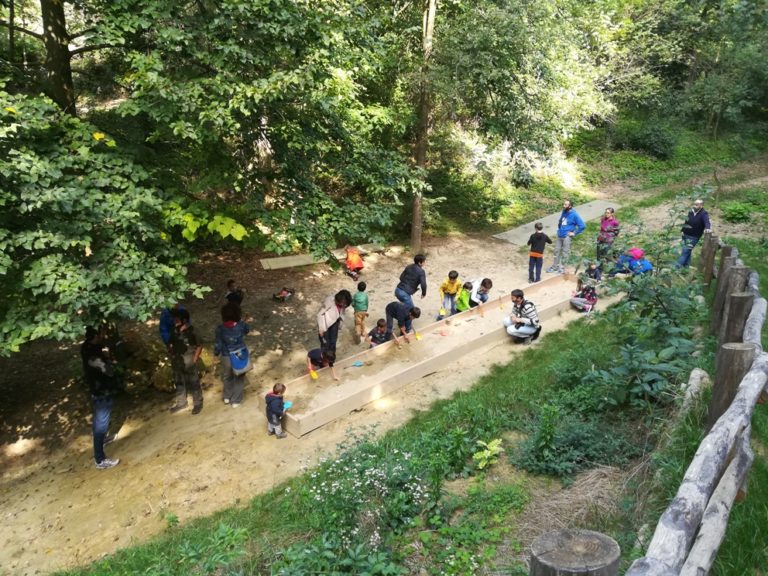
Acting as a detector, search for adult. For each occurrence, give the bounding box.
[168,308,204,415]
[469,278,493,308]
[159,303,185,347]
[317,289,352,353]
[547,199,586,273]
[395,254,427,309]
[677,198,712,268]
[502,289,541,343]
[596,207,620,264]
[81,326,120,469]
[214,301,250,407]
[385,301,421,345]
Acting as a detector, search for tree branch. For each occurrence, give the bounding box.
[68,27,95,41]
[70,43,120,57]
[0,21,43,41]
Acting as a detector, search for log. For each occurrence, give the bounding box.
[710,258,740,331]
[626,353,768,575]
[747,271,760,295]
[529,529,620,576]
[744,297,767,352]
[708,343,757,429]
[697,234,714,273]
[702,235,719,287]
[679,433,754,576]
[718,292,754,346]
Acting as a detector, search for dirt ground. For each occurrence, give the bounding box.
[1,159,766,576]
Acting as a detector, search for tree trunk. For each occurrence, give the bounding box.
[40,0,76,115]
[8,0,14,63]
[411,0,436,255]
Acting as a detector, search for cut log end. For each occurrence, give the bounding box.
[530,529,620,576]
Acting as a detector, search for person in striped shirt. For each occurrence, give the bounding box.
[502,289,541,343]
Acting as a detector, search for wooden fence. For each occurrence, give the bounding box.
[530,235,768,576]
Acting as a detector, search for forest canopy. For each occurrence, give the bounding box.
[1,0,768,354]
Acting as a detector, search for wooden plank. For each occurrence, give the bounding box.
[260,243,388,270]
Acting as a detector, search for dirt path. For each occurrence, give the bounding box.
[1,157,767,575]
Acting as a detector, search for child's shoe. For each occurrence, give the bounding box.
[276,432,288,439]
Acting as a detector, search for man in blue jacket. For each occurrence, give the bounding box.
[676,199,712,268]
[547,199,585,273]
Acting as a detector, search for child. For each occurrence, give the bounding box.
[570,284,598,313]
[345,245,364,281]
[437,270,461,319]
[526,223,552,283]
[610,247,654,277]
[265,383,288,439]
[168,308,204,414]
[469,278,493,308]
[307,348,339,381]
[272,287,295,302]
[385,302,421,345]
[352,281,369,343]
[577,262,602,291]
[224,279,244,305]
[366,318,391,348]
[455,281,473,313]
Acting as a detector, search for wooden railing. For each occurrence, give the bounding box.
[529,235,768,576]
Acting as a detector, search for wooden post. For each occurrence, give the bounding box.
[712,245,734,280]
[718,292,755,345]
[707,343,756,429]
[702,235,719,287]
[530,529,620,576]
[711,258,739,331]
[698,233,713,273]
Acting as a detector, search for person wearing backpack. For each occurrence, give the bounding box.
[214,302,251,407]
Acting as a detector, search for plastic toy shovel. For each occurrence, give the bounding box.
[415,332,423,341]
[284,400,293,410]
[310,370,319,380]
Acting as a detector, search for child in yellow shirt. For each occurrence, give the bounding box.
[437,270,461,319]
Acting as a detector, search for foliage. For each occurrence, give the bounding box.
[0,89,211,354]
[720,202,752,223]
[514,409,641,477]
[472,439,504,470]
[612,120,678,160]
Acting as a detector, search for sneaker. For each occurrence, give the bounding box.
[546,266,557,273]
[223,398,231,404]
[531,326,542,341]
[104,433,117,446]
[96,458,119,470]
[276,432,288,439]
[267,429,275,436]
[191,405,203,415]
[528,279,534,283]
[231,403,241,408]
[169,404,187,414]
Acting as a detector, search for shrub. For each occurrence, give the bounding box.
[721,201,752,223]
[513,409,640,477]
[611,119,677,160]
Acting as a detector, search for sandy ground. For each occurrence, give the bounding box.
[1,159,766,575]
[0,233,592,575]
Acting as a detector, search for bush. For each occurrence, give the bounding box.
[513,407,640,477]
[610,119,677,160]
[721,201,752,223]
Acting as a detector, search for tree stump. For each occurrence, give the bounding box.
[711,257,739,331]
[530,529,620,576]
[707,343,757,429]
[718,292,754,345]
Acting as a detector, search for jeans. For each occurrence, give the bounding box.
[92,395,113,463]
[220,355,246,404]
[469,292,489,308]
[394,287,414,310]
[552,236,572,269]
[528,256,543,281]
[267,413,283,435]
[570,297,593,312]
[319,318,341,353]
[502,317,538,338]
[437,294,457,318]
[676,234,700,268]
